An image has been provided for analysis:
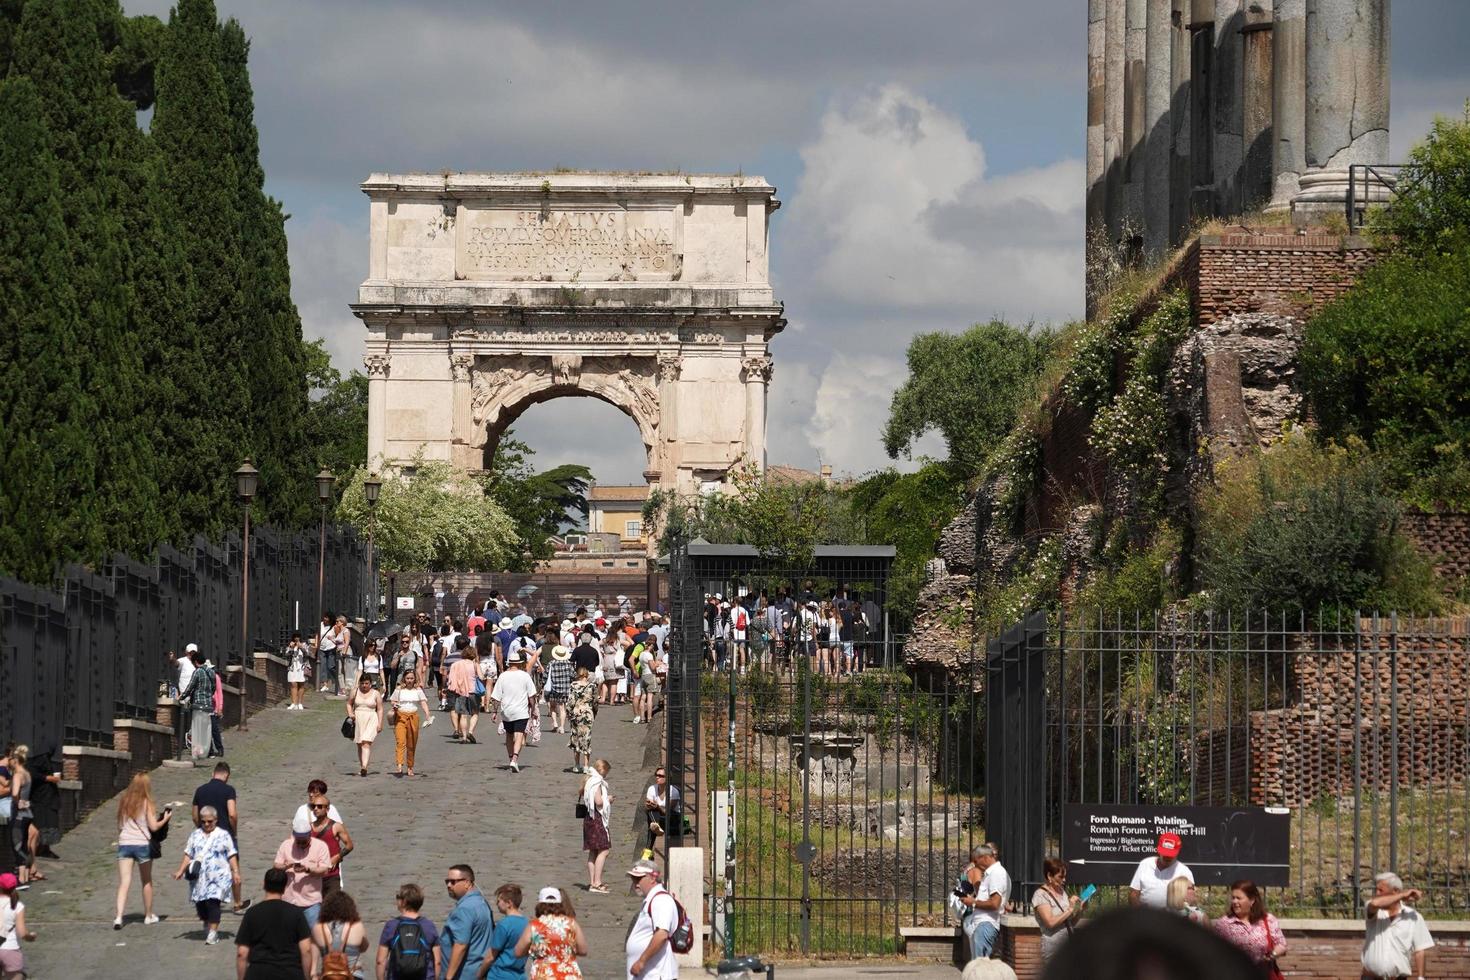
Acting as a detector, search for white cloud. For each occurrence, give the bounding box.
[286,209,367,374]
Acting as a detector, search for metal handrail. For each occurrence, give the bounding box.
[1347,163,1408,231]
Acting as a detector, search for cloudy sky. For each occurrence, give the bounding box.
[130,1,1470,484]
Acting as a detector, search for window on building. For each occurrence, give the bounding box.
[625,520,643,537]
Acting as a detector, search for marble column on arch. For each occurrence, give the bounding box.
[364,353,390,470]
[449,352,475,470]
[1295,0,1390,216]
[655,351,682,486]
[741,354,772,474]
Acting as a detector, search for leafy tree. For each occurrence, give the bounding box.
[218,16,312,527]
[883,320,1054,473]
[300,339,368,481]
[846,462,967,620]
[336,459,518,575]
[484,435,592,569]
[0,76,96,582]
[1372,102,1470,255]
[149,0,246,538]
[1300,245,1470,510]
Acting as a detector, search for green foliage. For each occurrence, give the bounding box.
[1078,525,1180,612]
[336,457,518,574]
[882,320,1054,473]
[300,339,368,480]
[646,466,865,567]
[973,535,1067,632]
[1300,246,1470,511]
[1059,317,1120,417]
[845,462,966,620]
[484,434,593,571]
[1196,435,1443,619]
[0,76,97,582]
[1087,290,1192,505]
[1372,102,1470,255]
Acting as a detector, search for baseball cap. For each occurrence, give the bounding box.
[1157,832,1182,858]
[537,886,562,904]
[185,642,199,653]
[292,814,312,836]
[626,859,660,879]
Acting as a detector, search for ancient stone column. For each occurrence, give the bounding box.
[1296,0,1391,215]
[449,353,475,469]
[1213,0,1245,215]
[741,355,772,473]
[1144,0,1173,255]
[1104,0,1127,238]
[1268,0,1307,210]
[1087,0,1107,231]
[655,351,682,485]
[1123,0,1148,233]
[364,353,390,469]
[1169,0,1192,245]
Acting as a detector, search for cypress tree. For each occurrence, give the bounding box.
[149,0,247,537]
[0,77,96,583]
[12,0,164,558]
[219,17,312,527]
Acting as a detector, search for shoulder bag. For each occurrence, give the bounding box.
[340,715,355,739]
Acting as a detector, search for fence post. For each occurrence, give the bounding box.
[1389,611,1399,874]
[1352,611,1363,911]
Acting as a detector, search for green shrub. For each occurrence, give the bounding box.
[1196,436,1442,619]
[1300,246,1470,509]
[1078,525,1181,611]
[1372,102,1470,255]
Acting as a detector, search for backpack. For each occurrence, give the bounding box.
[388,918,431,980]
[654,888,696,955]
[734,608,748,631]
[320,922,354,980]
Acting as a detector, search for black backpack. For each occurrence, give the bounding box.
[389,918,431,980]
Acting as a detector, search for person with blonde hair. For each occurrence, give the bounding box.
[113,772,174,929]
[580,760,613,894]
[1166,875,1207,924]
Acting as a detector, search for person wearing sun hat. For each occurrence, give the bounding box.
[511,885,588,977]
[1129,831,1193,909]
[544,645,575,734]
[625,859,679,978]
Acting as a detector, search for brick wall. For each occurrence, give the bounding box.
[1001,917,1470,978]
[1403,512,1470,580]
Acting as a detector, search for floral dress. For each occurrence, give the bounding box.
[183,827,236,902]
[527,914,582,979]
[566,677,597,756]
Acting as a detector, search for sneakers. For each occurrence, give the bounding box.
[510,758,520,772]
[204,930,219,945]
[632,717,642,725]
[233,899,252,913]
[113,917,123,930]
[143,914,159,925]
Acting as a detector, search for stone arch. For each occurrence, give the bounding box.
[467,354,664,477]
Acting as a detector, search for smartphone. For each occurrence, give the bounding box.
[1078,884,1097,903]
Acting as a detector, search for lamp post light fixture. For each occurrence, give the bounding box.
[363,474,381,619]
[315,468,336,676]
[234,458,259,731]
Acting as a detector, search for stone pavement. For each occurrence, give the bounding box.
[24,688,663,978]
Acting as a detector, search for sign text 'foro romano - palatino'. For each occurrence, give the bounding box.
[458,208,678,280]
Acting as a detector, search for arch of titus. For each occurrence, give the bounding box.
[352,172,783,494]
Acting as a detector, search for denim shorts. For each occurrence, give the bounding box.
[117,843,152,863]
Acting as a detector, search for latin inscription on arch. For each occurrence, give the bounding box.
[457,207,678,282]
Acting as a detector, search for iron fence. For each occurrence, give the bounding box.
[1008,609,1470,920]
[0,525,371,752]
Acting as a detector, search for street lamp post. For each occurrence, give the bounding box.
[363,474,381,620]
[315,468,336,666]
[234,458,259,732]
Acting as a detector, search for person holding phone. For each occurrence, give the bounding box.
[113,773,173,929]
[1031,858,1087,962]
[272,814,331,929]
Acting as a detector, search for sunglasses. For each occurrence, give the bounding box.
[444,878,467,885]
[309,804,329,810]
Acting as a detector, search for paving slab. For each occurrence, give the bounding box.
[24,691,662,978]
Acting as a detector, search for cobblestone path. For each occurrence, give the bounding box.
[25,689,660,979]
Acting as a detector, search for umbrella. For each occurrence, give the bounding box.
[367,619,405,641]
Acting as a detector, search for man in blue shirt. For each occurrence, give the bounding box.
[440,864,493,980]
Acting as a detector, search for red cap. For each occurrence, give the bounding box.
[1157,832,1182,858]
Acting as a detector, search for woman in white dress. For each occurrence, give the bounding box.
[346,675,384,778]
[285,631,311,709]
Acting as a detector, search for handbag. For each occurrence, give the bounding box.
[185,858,202,881]
[340,716,355,739]
[1263,924,1285,980]
[575,783,590,819]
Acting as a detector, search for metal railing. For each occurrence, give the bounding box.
[0,524,371,751]
[1347,163,1405,231]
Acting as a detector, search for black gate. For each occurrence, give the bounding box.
[985,610,1048,889]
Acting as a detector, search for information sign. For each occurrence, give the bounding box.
[1061,803,1291,886]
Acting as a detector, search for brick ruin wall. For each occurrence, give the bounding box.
[1187,626,1470,808]
[1402,512,1470,581]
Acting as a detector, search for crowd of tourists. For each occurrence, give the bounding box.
[953,832,1436,980]
[699,587,885,677]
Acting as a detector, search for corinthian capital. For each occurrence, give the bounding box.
[363,353,391,378]
[656,352,683,383]
[450,353,474,382]
[741,355,773,383]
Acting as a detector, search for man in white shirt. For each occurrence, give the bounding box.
[625,859,679,979]
[959,843,1010,961]
[1129,832,1193,909]
[1362,871,1434,980]
[490,651,538,772]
